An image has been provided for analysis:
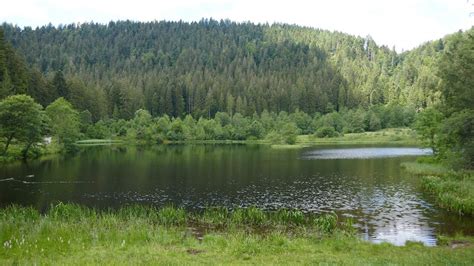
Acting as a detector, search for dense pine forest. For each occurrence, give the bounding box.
[0,20,472,168]
[1,19,454,119]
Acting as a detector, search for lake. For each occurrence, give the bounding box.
[0,144,472,245]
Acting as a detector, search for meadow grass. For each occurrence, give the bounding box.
[401,161,451,176]
[297,128,419,146]
[402,162,474,216]
[268,128,419,149]
[422,172,474,215]
[270,144,311,149]
[75,139,123,145]
[1,204,473,265]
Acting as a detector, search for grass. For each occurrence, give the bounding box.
[402,161,474,216]
[270,144,311,149]
[75,139,123,145]
[401,161,451,176]
[1,204,474,265]
[270,128,419,149]
[422,172,474,216]
[298,128,419,145]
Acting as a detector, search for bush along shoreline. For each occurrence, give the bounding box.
[1,203,474,264]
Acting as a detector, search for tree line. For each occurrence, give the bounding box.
[415,30,474,169]
[86,104,415,144]
[0,91,415,161]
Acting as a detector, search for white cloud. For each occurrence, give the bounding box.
[1,0,472,51]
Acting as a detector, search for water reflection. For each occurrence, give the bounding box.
[0,145,471,246]
[302,147,433,159]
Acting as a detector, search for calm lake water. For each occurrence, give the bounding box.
[0,144,472,245]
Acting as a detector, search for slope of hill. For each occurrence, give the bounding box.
[1,20,470,119]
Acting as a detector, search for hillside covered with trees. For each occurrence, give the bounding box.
[1,20,459,119]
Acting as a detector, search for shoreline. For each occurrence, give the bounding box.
[1,204,473,264]
[401,161,474,216]
[75,128,421,148]
[1,128,422,166]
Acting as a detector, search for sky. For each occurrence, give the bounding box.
[1,0,473,51]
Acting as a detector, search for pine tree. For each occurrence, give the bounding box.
[52,71,68,99]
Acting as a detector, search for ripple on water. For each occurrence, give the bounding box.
[81,173,442,246]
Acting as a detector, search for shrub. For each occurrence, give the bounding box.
[315,126,338,138]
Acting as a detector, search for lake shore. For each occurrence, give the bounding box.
[76,128,420,148]
[295,128,419,145]
[1,204,473,264]
[0,128,420,164]
[402,161,474,216]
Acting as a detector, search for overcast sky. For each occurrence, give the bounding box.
[1,0,473,51]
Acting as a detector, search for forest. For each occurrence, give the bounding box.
[0,20,472,168]
[1,19,448,119]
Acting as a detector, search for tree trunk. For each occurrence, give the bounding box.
[22,142,33,160]
[2,133,14,155]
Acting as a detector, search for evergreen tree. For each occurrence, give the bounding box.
[52,71,68,99]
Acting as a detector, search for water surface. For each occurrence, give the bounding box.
[0,145,472,246]
[302,147,432,159]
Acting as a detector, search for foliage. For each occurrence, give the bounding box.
[45,97,81,152]
[128,109,155,142]
[0,94,45,158]
[2,22,470,121]
[315,126,338,138]
[414,106,444,151]
[414,29,474,169]
[84,107,415,144]
[437,110,474,169]
[280,122,299,144]
[438,31,474,115]
[0,28,29,98]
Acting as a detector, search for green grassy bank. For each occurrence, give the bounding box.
[270,128,419,149]
[1,204,473,265]
[402,161,474,216]
[296,128,419,145]
[75,139,124,145]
